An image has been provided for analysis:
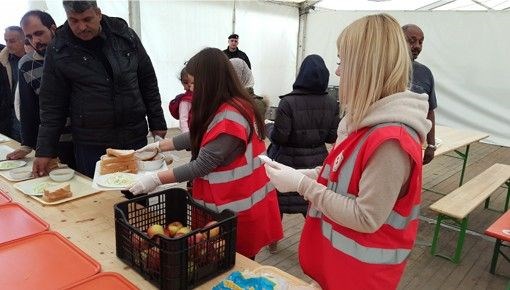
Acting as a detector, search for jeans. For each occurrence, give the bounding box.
[10,111,21,142]
[74,139,147,178]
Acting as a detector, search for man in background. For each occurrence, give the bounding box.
[403,24,438,165]
[0,26,25,141]
[8,10,76,169]
[33,1,167,177]
[223,33,251,69]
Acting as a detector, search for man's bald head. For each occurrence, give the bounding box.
[402,24,424,60]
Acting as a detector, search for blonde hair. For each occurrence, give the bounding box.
[337,13,411,128]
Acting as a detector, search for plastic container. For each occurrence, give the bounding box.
[49,168,75,182]
[0,190,11,205]
[8,167,33,180]
[0,202,49,244]
[0,231,100,290]
[63,272,139,290]
[114,188,237,290]
[137,153,165,171]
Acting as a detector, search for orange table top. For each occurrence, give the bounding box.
[485,210,510,241]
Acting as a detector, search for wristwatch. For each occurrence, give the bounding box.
[426,144,437,150]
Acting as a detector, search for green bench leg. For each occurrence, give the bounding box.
[431,214,468,264]
[490,239,502,274]
[454,144,470,186]
[505,180,510,212]
[483,180,510,212]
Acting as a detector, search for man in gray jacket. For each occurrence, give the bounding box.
[33,1,167,177]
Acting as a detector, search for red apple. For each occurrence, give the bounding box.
[167,221,183,237]
[141,248,160,273]
[205,221,220,239]
[147,224,165,239]
[131,234,149,251]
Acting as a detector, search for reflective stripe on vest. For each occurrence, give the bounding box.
[321,221,411,264]
[192,182,275,213]
[201,143,265,184]
[207,109,249,132]
[201,110,265,184]
[308,123,420,264]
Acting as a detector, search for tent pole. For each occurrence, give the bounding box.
[296,1,319,75]
[232,0,237,33]
[129,0,142,39]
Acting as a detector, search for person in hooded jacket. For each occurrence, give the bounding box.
[266,54,339,253]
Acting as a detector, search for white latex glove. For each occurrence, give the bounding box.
[136,141,160,153]
[297,168,319,180]
[129,173,162,195]
[264,160,305,193]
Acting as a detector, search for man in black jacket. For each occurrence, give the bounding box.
[223,34,251,69]
[33,1,167,178]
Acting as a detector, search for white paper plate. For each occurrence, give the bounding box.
[0,160,27,171]
[95,172,137,188]
[25,180,61,196]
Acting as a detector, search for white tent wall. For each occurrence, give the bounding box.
[304,10,510,147]
[27,1,298,129]
[31,0,129,28]
[139,0,298,128]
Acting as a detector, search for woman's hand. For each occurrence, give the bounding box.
[263,159,305,193]
[129,173,162,194]
[136,141,160,153]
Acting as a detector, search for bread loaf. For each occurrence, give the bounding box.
[100,148,138,174]
[42,183,72,202]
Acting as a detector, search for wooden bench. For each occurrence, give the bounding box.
[429,163,510,263]
[485,209,510,274]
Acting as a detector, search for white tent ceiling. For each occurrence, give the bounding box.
[277,0,510,10]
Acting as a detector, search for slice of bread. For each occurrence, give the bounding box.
[106,148,135,158]
[42,183,72,202]
[100,162,138,175]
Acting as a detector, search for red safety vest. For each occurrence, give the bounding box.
[299,123,423,290]
[192,101,283,257]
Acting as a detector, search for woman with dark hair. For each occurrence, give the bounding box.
[130,47,283,259]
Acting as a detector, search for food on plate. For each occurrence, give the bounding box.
[99,172,136,188]
[42,182,72,202]
[100,148,138,174]
[0,160,27,170]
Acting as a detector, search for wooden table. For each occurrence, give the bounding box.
[432,125,489,186]
[0,140,308,289]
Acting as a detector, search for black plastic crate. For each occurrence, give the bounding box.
[114,188,237,290]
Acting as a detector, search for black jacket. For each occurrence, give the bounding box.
[269,54,339,214]
[223,47,251,69]
[36,15,166,157]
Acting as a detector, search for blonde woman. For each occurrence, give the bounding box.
[263,14,431,289]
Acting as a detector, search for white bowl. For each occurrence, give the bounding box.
[137,154,165,171]
[49,168,75,182]
[9,168,33,180]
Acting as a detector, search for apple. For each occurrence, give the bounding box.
[131,234,149,251]
[141,248,160,273]
[147,224,165,239]
[174,226,191,238]
[188,232,204,245]
[208,238,226,262]
[167,221,183,237]
[205,221,220,239]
